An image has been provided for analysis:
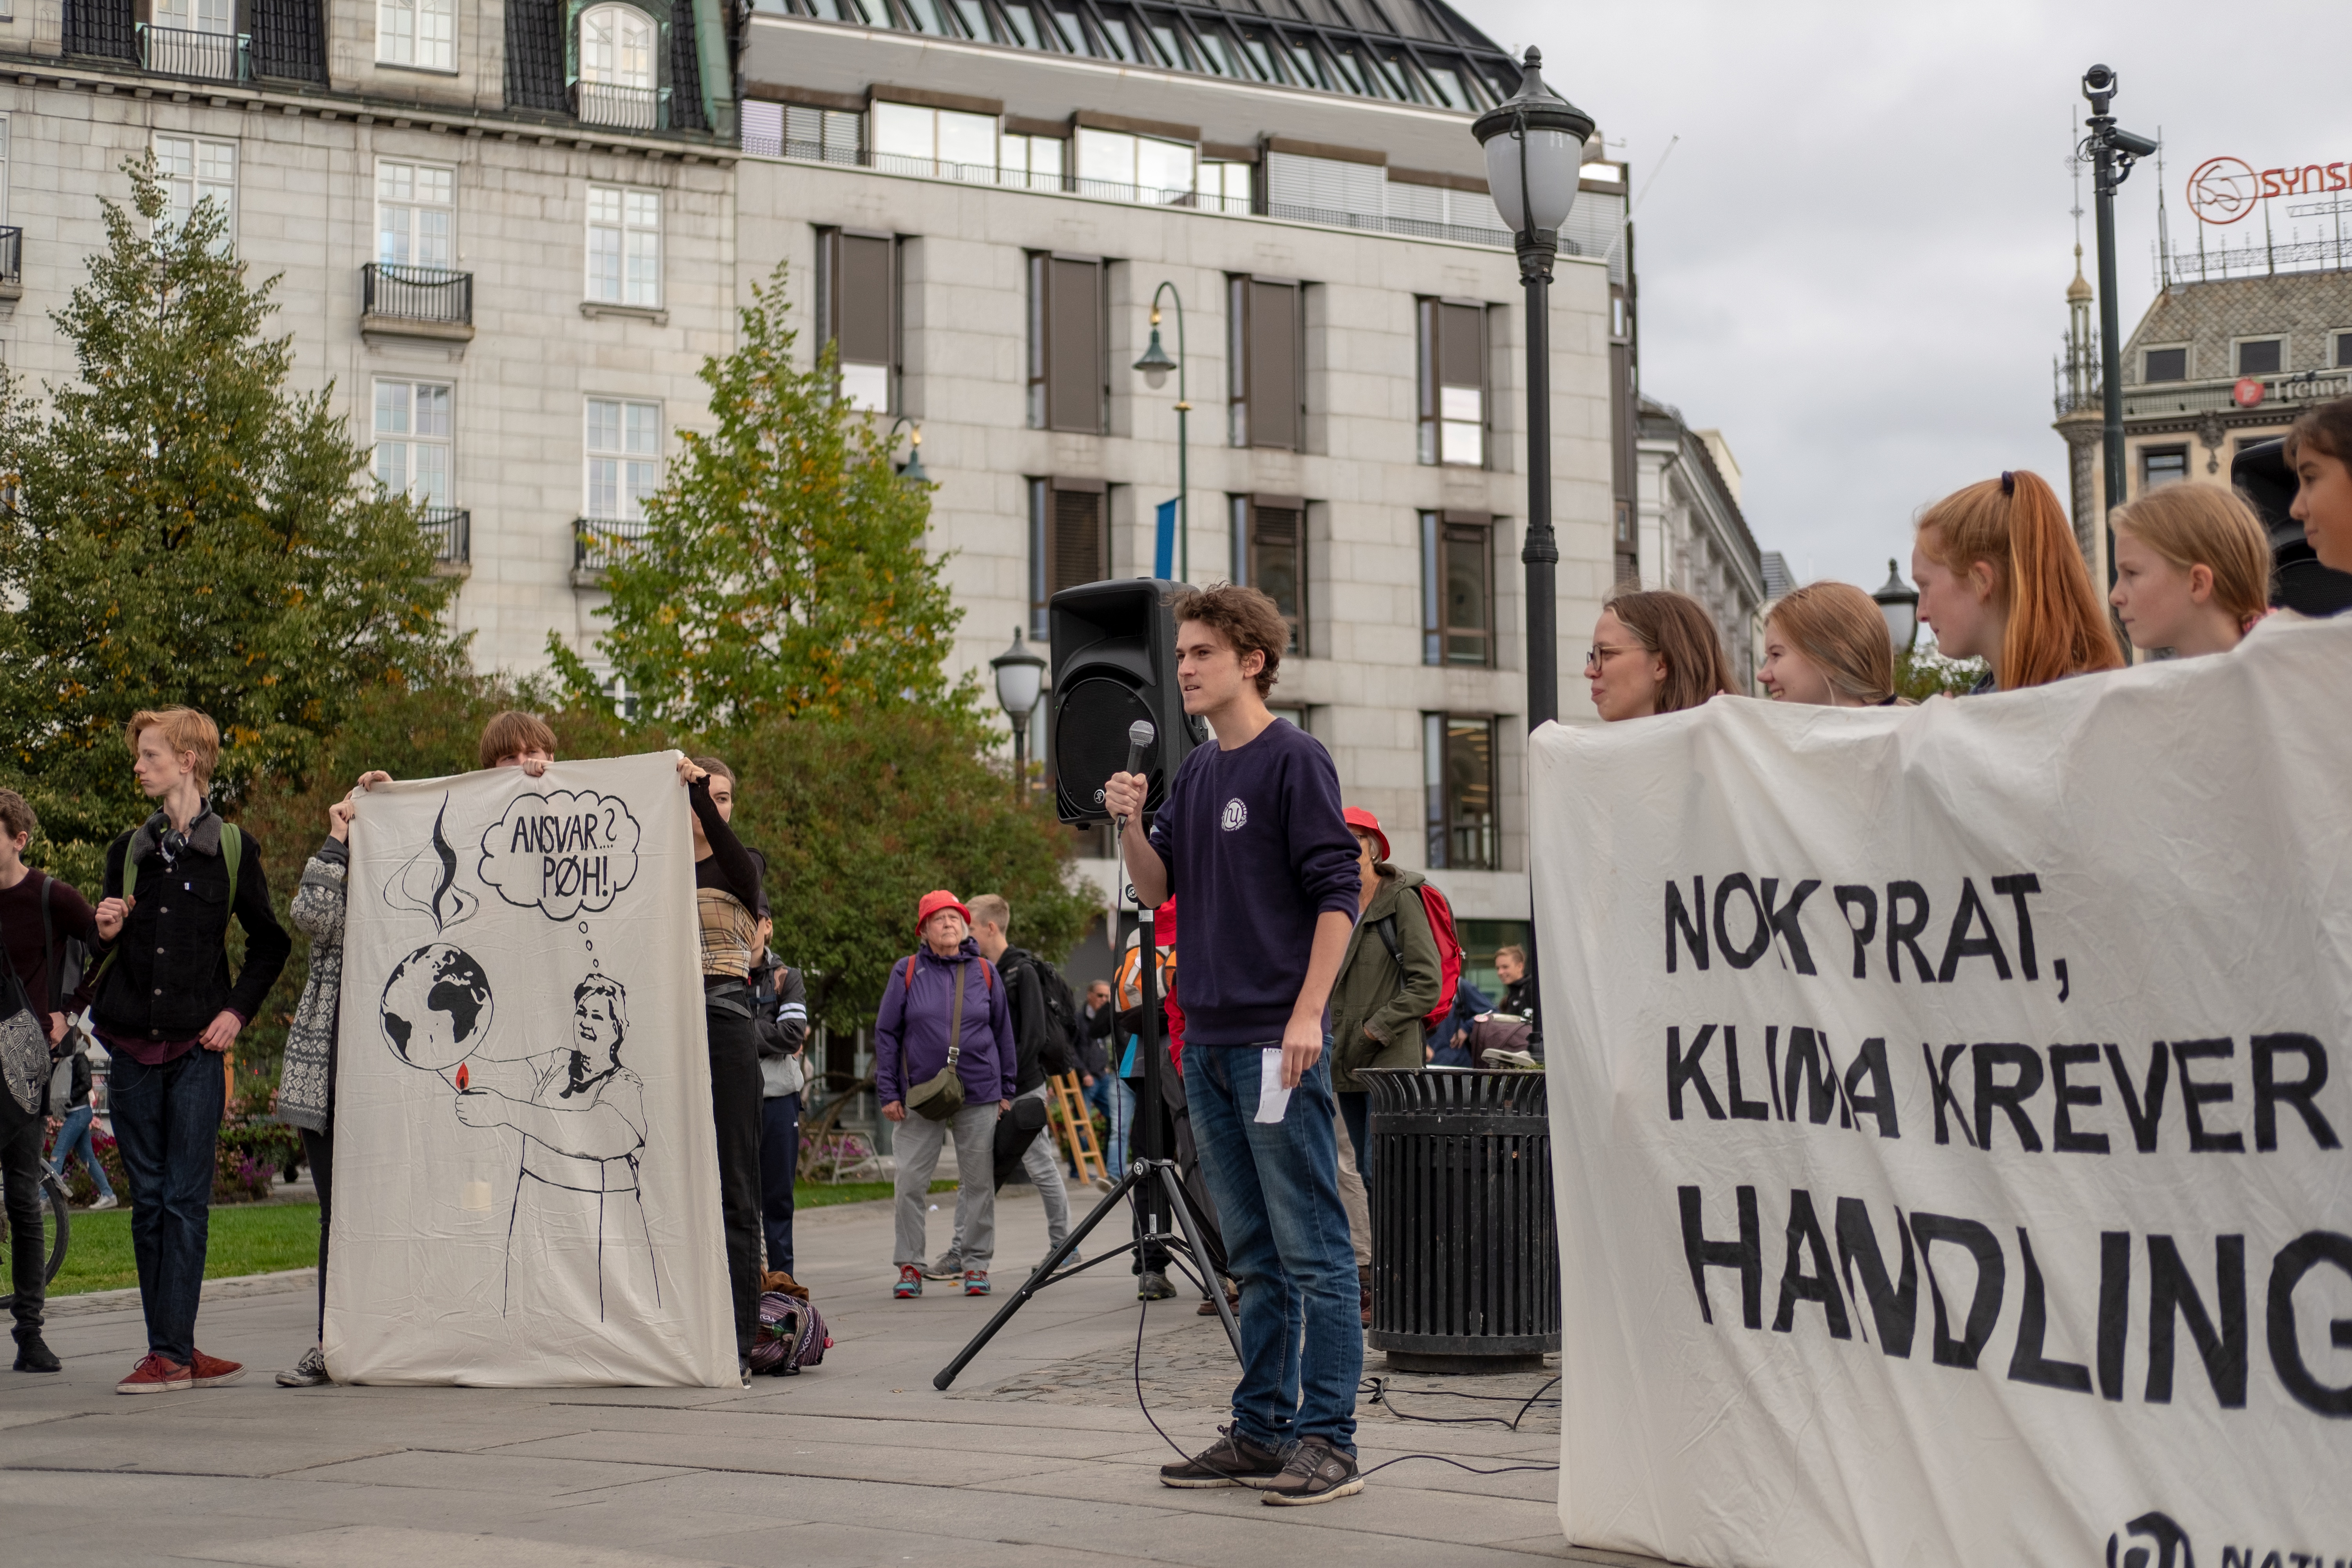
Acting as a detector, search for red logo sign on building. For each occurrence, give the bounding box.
[2189,154,2352,223]
[2232,377,2267,408]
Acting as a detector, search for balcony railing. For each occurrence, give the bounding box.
[0,227,20,292]
[417,506,469,568]
[572,80,667,132]
[138,23,249,82]
[573,515,651,576]
[362,263,474,329]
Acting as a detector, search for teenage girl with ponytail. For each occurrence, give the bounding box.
[1910,468,2123,691]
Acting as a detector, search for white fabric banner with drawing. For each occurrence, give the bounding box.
[325,751,734,1387]
[1531,615,2352,1568]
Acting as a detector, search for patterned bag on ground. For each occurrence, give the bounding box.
[749,1290,833,1375]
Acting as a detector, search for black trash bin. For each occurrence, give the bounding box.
[1360,1068,1559,1372]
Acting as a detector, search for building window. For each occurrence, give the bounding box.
[1419,298,1488,466]
[1230,494,1305,653]
[2334,330,2352,368]
[1000,131,1065,191]
[1425,715,1497,871]
[1073,127,1195,202]
[872,101,997,178]
[1029,477,1108,638]
[1028,253,1105,433]
[152,134,236,240]
[2236,337,2284,376]
[373,381,452,505]
[585,398,661,519]
[377,0,456,70]
[580,3,654,87]
[2141,345,2187,382]
[816,229,896,412]
[1268,704,1309,732]
[1227,276,1303,450]
[1196,159,1250,214]
[586,184,659,306]
[2141,446,2189,493]
[376,160,454,268]
[1421,512,1493,668]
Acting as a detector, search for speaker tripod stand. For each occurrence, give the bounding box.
[935,809,1240,1390]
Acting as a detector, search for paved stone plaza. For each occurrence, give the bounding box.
[0,1185,1668,1568]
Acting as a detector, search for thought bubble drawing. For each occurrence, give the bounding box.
[477,789,642,923]
[385,795,479,932]
[379,942,497,1072]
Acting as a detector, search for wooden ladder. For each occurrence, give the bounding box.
[1047,1071,1107,1185]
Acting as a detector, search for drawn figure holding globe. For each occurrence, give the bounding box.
[379,946,657,1319]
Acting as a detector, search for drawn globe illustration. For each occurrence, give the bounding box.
[379,942,495,1072]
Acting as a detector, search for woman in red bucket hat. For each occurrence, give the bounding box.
[874,890,1015,1299]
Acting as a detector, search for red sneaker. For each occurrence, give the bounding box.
[115,1354,193,1395]
[893,1264,923,1299]
[189,1350,246,1388]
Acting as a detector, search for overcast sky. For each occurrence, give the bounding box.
[1463,0,2351,593]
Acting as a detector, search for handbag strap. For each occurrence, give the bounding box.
[946,961,966,1071]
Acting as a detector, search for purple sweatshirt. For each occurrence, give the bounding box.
[873,937,1018,1107]
[1148,717,1360,1046]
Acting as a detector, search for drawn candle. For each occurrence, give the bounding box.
[453,1062,492,1210]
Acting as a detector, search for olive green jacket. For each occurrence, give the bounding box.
[1330,864,1445,1093]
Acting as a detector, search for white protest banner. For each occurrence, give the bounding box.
[325,751,735,1387]
[1532,614,2352,1568]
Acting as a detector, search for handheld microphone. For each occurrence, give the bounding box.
[1119,719,1156,825]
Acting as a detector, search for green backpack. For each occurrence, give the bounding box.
[92,823,243,991]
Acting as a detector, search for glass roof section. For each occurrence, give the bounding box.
[763,0,1521,113]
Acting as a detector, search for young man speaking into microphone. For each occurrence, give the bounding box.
[1102,584,1365,1504]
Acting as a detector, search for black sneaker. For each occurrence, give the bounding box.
[1259,1436,1364,1506]
[1137,1269,1176,1301]
[13,1334,60,1374]
[1159,1425,1286,1489]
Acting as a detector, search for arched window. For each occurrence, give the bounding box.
[579,4,654,90]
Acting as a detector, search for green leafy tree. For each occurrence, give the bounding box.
[551,260,974,731]
[0,154,463,871]
[1895,643,1989,700]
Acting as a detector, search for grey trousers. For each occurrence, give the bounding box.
[949,1083,1072,1263]
[894,1100,1000,1270]
[1335,1107,1372,1267]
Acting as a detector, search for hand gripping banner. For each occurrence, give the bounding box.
[1532,615,2352,1567]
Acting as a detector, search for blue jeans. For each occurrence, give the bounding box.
[1183,1043,1359,1452]
[760,1092,800,1276]
[48,1104,114,1200]
[1080,1076,1113,1175]
[107,1049,224,1365]
[1107,1074,1136,1180]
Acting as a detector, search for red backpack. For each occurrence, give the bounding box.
[1371,881,1463,1037]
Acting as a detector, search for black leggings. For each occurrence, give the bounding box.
[705,1003,764,1357]
[300,1125,333,1341]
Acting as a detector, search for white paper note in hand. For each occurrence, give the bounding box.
[1255,1047,1293,1124]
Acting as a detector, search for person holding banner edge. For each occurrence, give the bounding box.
[1103,582,1365,1506]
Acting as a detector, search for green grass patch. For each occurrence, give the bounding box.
[796,1178,954,1210]
[43,1181,959,1294]
[49,1202,323,1297]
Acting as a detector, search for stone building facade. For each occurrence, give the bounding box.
[2054,247,2352,583]
[2,0,1638,937]
[1633,395,1764,692]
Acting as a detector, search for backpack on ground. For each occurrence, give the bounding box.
[1373,881,1464,1038]
[750,1288,832,1375]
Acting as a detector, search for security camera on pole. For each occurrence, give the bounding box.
[2079,64,2160,631]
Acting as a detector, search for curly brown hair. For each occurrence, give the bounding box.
[1171,583,1288,696]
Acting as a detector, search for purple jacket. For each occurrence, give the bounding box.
[874,938,1017,1107]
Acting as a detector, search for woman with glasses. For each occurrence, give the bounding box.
[1586,590,1735,721]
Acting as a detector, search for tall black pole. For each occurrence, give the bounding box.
[1011,720,1027,802]
[1520,240,1557,730]
[2091,134,2125,590]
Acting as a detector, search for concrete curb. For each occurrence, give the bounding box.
[46,1268,316,1318]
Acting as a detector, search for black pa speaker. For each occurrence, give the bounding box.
[2233,437,2352,617]
[1049,579,1209,825]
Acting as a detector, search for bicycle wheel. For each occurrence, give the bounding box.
[0,1171,69,1311]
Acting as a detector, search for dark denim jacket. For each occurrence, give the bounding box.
[91,810,291,1043]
